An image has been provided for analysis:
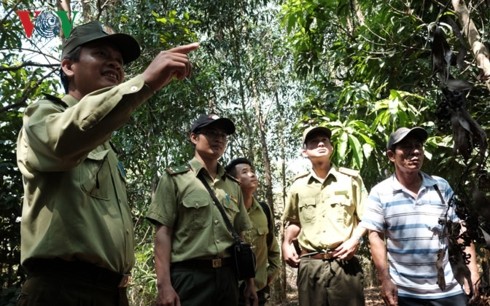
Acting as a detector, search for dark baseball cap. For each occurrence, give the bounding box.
[302,126,332,144]
[61,21,140,64]
[387,127,428,149]
[191,114,236,135]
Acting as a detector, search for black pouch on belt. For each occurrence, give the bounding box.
[229,239,256,280]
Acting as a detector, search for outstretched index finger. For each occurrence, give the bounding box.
[167,42,200,54]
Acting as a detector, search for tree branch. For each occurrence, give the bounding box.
[452,0,490,91]
[0,61,59,72]
[0,68,59,113]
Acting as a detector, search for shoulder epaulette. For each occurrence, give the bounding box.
[43,93,69,109]
[165,164,191,175]
[293,171,310,181]
[225,173,241,185]
[338,167,360,177]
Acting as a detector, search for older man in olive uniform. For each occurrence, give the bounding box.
[16,21,198,305]
[282,126,368,306]
[225,158,281,306]
[146,114,257,306]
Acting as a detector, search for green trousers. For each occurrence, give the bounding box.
[16,274,128,306]
[171,264,239,306]
[297,256,365,306]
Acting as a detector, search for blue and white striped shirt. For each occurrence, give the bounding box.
[361,172,464,299]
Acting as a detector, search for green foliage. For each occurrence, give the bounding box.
[2,0,489,302]
[282,0,489,190]
[1,0,61,297]
[0,109,24,303]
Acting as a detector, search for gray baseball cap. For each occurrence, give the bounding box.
[387,127,428,149]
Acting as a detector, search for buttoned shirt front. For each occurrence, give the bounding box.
[243,199,281,291]
[146,157,251,262]
[17,74,153,274]
[282,165,366,251]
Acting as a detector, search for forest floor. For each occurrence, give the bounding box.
[278,286,490,306]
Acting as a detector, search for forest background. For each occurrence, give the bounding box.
[1,0,489,305]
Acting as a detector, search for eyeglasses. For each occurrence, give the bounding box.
[199,129,228,140]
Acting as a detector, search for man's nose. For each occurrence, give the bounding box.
[107,59,123,71]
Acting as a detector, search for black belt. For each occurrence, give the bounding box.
[171,257,232,269]
[23,258,130,288]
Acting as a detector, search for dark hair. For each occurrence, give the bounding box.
[60,46,82,93]
[225,158,253,177]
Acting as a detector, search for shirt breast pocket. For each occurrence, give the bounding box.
[80,150,111,200]
[325,194,352,223]
[299,200,316,223]
[182,193,211,230]
[245,224,268,246]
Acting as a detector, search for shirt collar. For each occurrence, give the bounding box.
[62,94,79,107]
[188,157,226,179]
[307,164,340,184]
[390,171,436,191]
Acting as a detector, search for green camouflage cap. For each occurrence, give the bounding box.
[61,21,140,64]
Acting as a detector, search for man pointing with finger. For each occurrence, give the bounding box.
[16,20,198,306]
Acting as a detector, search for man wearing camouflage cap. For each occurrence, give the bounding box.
[282,126,368,306]
[16,20,198,305]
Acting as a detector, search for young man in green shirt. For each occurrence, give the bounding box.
[226,158,281,306]
[147,114,257,306]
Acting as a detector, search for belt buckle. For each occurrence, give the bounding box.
[321,252,333,260]
[212,258,222,268]
[118,274,131,288]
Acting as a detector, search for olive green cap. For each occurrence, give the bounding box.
[302,126,332,144]
[61,21,140,64]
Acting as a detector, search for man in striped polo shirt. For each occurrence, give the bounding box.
[361,127,479,306]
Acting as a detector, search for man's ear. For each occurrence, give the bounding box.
[301,147,308,158]
[190,132,199,145]
[61,58,75,78]
[387,150,395,162]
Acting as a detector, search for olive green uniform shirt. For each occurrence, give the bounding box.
[16,74,153,274]
[282,165,367,251]
[243,199,281,291]
[146,157,251,262]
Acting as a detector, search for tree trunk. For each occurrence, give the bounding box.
[452,0,490,91]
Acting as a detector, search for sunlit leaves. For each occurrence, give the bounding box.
[313,118,374,170]
[152,9,199,45]
[371,89,427,128]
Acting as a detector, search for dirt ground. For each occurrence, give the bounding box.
[364,287,385,306]
[279,287,490,305]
